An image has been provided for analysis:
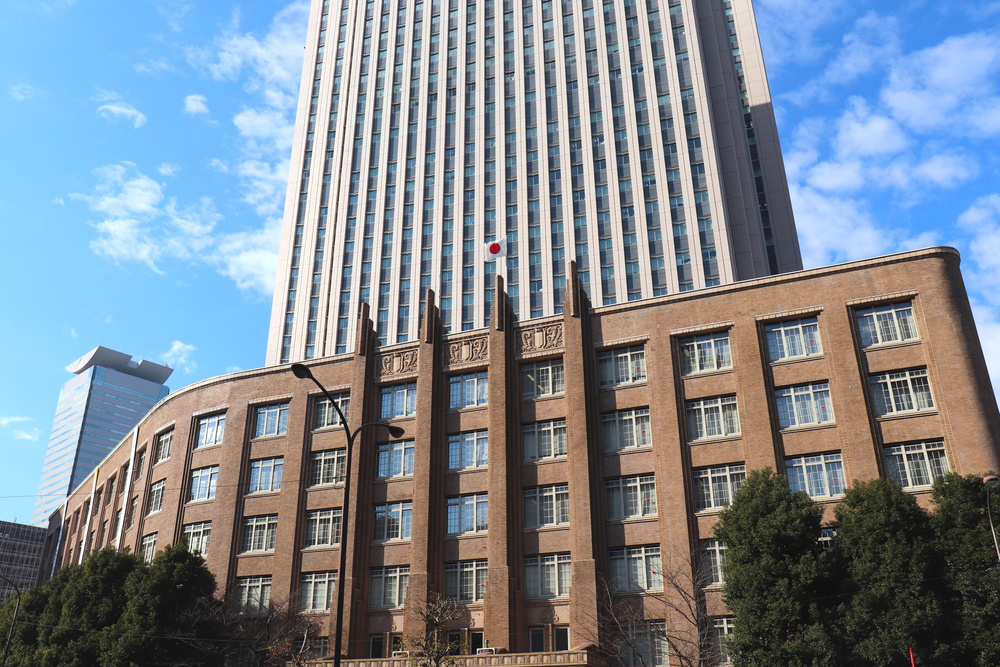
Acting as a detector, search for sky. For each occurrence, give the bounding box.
[1,0,999,524]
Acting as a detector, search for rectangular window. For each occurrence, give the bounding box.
[140,533,157,563]
[248,457,284,494]
[765,317,821,361]
[381,383,418,418]
[369,566,410,607]
[378,440,416,478]
[693,464,745,512]
[700,539,726,587]
[870,368,934,416]
[241,515,279,553]
[449,372,489,408]
[236,575,272,615]
[305,509,343,547]
[446,493,489,534]
[609,546,662,592]
[618,623,668,667]
[602,408,651,453]
[373,501,414,541]
[134,449,146,479]
[196,414,226,448]
[885,441,949,489]
[444,560,488,601]
[598,346,646,387]
[522,419,567,461]
[679,331,732,375]
[786,453,844,499]
[775,383,834,429]
[182,521,211,557]
[189,466,219,502]
[154,431,172,464]
[524,554,572,598]
[521,359,566,398]
[255,403,290,437]
[686,396,740,441]
[710,618,734,666]
[856,301,918,348]
[301,571,338,612]
[310,449,347,486]
[147,479,166,515]
[315,393,351,429]
[448,430,489,469]
[606,475,657,520]
[523,484,570,528]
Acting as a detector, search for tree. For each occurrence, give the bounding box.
[403,593,470,667]
[714,469,842,667]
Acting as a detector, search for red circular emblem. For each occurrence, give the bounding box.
[489,242,501,254]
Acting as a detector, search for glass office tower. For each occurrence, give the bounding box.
[267,0,801,364]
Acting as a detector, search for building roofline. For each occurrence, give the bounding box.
[65,346,174,385]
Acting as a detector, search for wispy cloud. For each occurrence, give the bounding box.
[10,84,41,101]
[70,327,78,338]
[160,340,197,373]
[154,0,192,32]
[752,0,850,69]
[184,94,209,115]
[94,90,147,128]
[53,197,65,206]
[0,416,30,428]
[158,162,181,176]
[14,429,42,442]
[134,59,172,75]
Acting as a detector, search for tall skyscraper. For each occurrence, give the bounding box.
[31,347,172,526]
[267,0,802,365]
[0,521,45,601]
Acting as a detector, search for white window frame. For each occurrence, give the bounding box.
[870,368,934,417]
[301,571,338,612]
[885,441,949,489]
[609,546,663,592]
[680,331,732,375]
[524,553,572,599]
[310,449,347,486]
[140,532,157,563]
[236,575,272,615]
[523,484,570,528]
[255,403,289,438]
[147,479,166,515]
[686,395,740,441]
[700,539,726,587]
[182,521,211,557]
[314,393,350,429]
[618,622,668,667]
[693,464,746,512]
[602,408,651,452]
[248,457,284,494]
[786,453,845,499]
[196,413,226,448]
[189,465,219,502]
[446,493,489,535]
[154,431,172,464]
[449,372,489,408]
[775,383,834,429]
[377,441,415,478]
[709,617,735,665]
[521,359,566,399]
[381,383,418,418]
[765,317,821,362]
[241,515,279,553]
[856,301,918,348]
[448,430,489,469]
[444,560,488,601]
[598,345,646,388]
[523,420,567,461]
[305,508,343,547]
[373,502,413,541]
[369,566,410,608]
[606,475,658,520]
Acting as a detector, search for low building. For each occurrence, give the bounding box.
[0,520,46,602]
[42,248,1000,663]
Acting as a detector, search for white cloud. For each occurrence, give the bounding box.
[225,365,243,373]
[94,90,147,128]
[158,162,181,176]
[53,197,64,206]
[160,340,197,373]
[134,59,172,75]
[207,158,230,173]
[750,0,848,69]
[154,0,192,32]
[0,416,30,428]
[70,327,78,338]
[833,97,909,158]
[10,84,41,101]
[970,300,1000,399]
[957,194,1000,307]
[184,94,209,115]
[14,429,42,442]
[213,216,282,293]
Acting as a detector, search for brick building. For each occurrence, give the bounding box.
[43,248,1000,663]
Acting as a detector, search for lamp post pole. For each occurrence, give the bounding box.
[985,475,1000,566]
[291,364,404,667]
[0,574,21,667]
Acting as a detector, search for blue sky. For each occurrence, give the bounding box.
[1,0,999,523]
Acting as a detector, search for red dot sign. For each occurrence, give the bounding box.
[489,242,501,254]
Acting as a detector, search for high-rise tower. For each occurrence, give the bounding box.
[267,0,801,364]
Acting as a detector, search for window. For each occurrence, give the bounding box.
[524,554,572,598]
[870,368,934,416]
[378,440,415,478]
[693,464,745,512]
[182,521,211,557]
[140,533,157,563]
[154,431,172,464]
[701,539,726,587]
[609,546,662,592]
[523,485,570,528]
[241,515,279,553]
[196,414,226,448]
[301,571,338,612]
[856,301,917,348]
[248,457,284,494]
[315,393,351,429]
[619,623,668,667]
[686,396,740,441]
[680,332,732,375]
[133,449,146,479]
[189,466,219,502]
[310,449,347,486]
[709,618,734,665]
[522,419,567,461]
[447,493,489,534]
[886,441,949,489]
[127,496,138,528]
[369,566,410,607]
[606,475,657,519]
[236,576,272,615]
[305,509,343,547]
[598,346,646,387]
[449,372,489,408]
[147,479,166,515]
[775,383,833,429]
[521,359,565,398]
[373,501,413,541]
[764,317,821,361]
[786,453,844,499]
[255,403,290,437]
[444,560,488,601]
[448,431,489,469]
[381,383,418,418]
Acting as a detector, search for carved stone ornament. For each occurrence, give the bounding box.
[517,323,564,354]
[448,336,489,365]
[378,349,419,377]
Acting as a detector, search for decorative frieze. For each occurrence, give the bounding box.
[516,323,564,355]
[447,336,489,366]
[377,348,419,378]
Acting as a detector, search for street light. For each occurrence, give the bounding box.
[985,475,1000,566]
[290,363,404,667]
[0,574,21,667]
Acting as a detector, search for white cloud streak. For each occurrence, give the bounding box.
[10,84,41,101]
[0,416,30,428]
[14,429,42,442]
[94,90,147,128]
[184,94,209,115]
[160,340,197,373]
